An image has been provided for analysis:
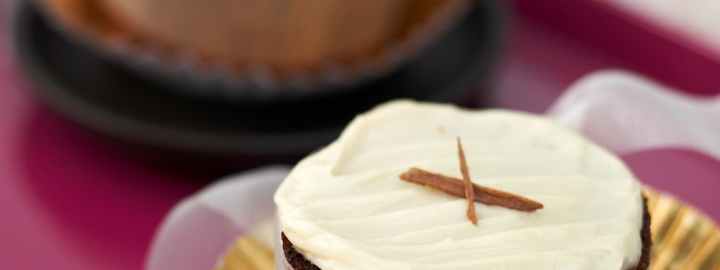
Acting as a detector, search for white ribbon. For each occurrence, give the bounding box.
[145,166,289,270]
[549,70,720,161]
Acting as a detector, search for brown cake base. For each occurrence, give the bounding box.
[282,196,652,270]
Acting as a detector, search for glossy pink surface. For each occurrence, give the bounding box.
[1,4,719,270]
[0,61,205,269]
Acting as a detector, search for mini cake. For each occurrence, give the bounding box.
[275,100,651,270]
[42,0,471,77]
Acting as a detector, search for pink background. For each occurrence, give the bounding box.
[2,1,720,270]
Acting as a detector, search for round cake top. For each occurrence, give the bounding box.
[275,100,644,270]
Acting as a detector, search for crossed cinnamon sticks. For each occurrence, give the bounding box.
[399,138,543,225]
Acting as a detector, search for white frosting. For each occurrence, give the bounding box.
[274,100,644,270]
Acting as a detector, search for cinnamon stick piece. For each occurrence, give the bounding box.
[399,168,544,212]
[456,138,478,225]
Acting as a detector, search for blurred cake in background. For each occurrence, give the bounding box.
[98,0,410,73]
[39,0,471,88]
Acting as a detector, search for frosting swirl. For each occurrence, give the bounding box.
[275,100,644,270]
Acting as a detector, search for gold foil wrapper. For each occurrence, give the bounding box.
[219,188,720,270]
[645,188,720,270]
[214,237,275,270]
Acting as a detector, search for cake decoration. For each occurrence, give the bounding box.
[398,137,543,224]
[399,167,544,213]
[456,138,478,224]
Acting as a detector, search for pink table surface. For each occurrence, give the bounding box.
[2,5,720,270]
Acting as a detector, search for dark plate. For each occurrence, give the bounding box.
[11,0,504,158]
